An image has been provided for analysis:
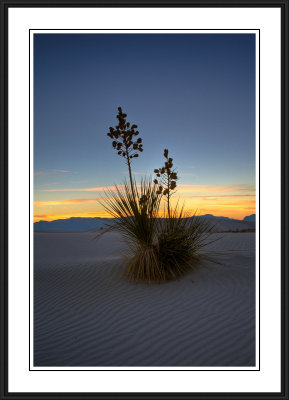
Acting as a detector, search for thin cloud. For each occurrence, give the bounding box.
[180,194,256,198]
[132,171,150,176]
[179,173,196,177]
[176,184,255,194]
[34,197,112,207]
[42,185,118,192]
[42,183,255,193]
[34,169,71,177]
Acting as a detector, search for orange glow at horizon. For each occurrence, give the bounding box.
[33,192,256,222]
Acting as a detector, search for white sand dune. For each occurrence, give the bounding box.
[34,231,256,367]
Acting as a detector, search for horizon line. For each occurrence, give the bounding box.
[34,212,256,224]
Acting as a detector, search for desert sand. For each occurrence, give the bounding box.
[34,231,256,367]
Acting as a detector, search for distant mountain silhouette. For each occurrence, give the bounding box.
[34,217,114,232]
[243,214,256,222]
[199,214,255,232]
[200,214,231,220]
[34,214,255,232]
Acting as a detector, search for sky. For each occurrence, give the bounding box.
[33,33,256,222]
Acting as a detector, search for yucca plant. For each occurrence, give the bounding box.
[99,109,218,283]
[101,108,164,281]
[99,178,165,283]
[150,149,219,281]
[155,206,219,281]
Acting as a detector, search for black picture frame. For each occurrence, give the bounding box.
[0,0,288,399]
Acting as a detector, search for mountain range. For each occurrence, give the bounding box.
[243,214,256,222]
[34,214,256,232]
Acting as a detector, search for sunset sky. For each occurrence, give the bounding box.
[33,33,256,222]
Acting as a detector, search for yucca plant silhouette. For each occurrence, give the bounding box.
[107,107,143,198]
[99,109,218,283]
[155,205,218,280]
[100,108,163,282]
[100,178,164,282]
[154,149,178,219]
[151,149,219,280]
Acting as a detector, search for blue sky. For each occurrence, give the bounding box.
[33,33,256,220]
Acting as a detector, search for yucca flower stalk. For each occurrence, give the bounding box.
[154,149,178,219]
[107,107,143,198]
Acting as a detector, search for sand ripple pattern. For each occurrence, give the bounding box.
[34,232,256,367]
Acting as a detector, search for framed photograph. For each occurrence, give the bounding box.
[1,0,288,399]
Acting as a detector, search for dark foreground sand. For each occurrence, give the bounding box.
[34,231,255,367]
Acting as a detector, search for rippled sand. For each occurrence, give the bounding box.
[34,231,255,367]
